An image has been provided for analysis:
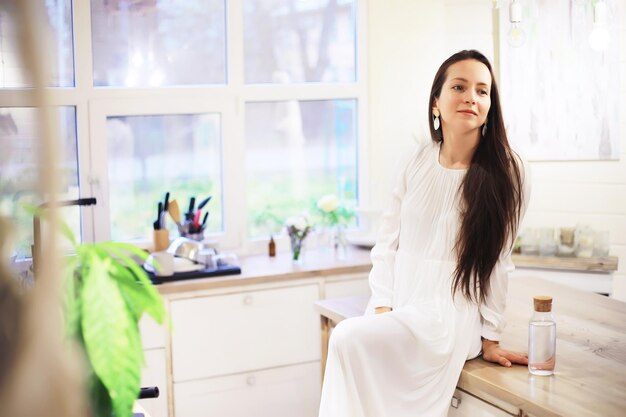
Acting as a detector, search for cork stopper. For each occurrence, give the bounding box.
[533,296,553,312]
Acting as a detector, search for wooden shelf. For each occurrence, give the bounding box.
[511,254,618,272]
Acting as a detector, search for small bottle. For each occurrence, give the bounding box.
[528,296,556,376]
[268,236,276,257]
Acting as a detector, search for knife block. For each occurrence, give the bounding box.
[153,229,170,252]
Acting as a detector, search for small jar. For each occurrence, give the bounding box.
[538,228,557,257]
[557,227,576,257]
[575,226,594,258]
[593,230,610,257]
[520,228,539,256]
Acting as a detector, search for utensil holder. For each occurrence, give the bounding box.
[177,222,204,241]
[153,229,170,252]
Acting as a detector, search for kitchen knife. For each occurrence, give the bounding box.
[197,196,212,210]
[156,202,163,229]
[163,191,170,211]
[187,197,196,221]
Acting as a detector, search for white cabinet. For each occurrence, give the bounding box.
[162,273,373,417]
[324,274,370,299]
[170,284,321,382]
[139,316,169,416]
[138,349,168,417]
[448,388,518,417]
[139,315,167,349]
[174,362,321,417]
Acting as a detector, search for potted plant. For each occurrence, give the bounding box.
[55,216,166,417]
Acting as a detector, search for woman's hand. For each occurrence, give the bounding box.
[481,339,528,367]
[375,306,392,314]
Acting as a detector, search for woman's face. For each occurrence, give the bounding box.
[434,59,492,136]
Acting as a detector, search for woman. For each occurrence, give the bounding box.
[318,50,532,417]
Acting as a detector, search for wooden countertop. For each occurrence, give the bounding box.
[460,277,626,417]
[155,247,373,295]
[155,246,620,296]
[315,278,626,417]
[511,254,618,272]
[155,246,625,414]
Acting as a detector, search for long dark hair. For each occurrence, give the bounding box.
[428,50,523,304]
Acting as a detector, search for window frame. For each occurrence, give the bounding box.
[0,0,369,255]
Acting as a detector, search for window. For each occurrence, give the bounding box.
[243,0,356,84]
[90,0,227,87]
[0,0,74,87]
[0,0,367,256]
[106,113,223,241]
[0,106,80,259]
[245,99,358,237]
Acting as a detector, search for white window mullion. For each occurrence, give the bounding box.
[223,0,248,250]
[72,0,98,242]
[87,99,112,241]
[243,84,362,102]
[72,0,95,93]
[356,0,370,212]
[74,100,96,243]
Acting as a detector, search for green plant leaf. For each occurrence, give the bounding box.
[81,254,143,417]
[98,243,166,324]
[88,371,113,417]
[101,241,150,262]
[110,262,163,324]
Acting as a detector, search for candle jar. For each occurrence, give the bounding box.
[521,228,539,256]
[593,230,610,257]
[575,226,594,258]
[538,228,557,257]
[558,227,576,257]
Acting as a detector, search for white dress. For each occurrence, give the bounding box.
[318,141,531,417]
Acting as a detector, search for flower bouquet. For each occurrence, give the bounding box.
[285,215,312,263]
[316,194,355,258]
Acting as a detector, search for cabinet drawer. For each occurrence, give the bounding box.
[174,362,321,417]
[171,284,320,382]
[325,278,370,299]
[448,388,517,417]
[139,315,166,350]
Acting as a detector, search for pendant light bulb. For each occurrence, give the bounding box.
[507,0,526,48]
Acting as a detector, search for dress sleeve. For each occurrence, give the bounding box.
[368,148,417,309]
[479,157,532,341]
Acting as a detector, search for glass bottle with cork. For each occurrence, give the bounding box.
[528,295,556,376]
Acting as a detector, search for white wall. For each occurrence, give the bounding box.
[367,0,626,300]
[523,0,626,300]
